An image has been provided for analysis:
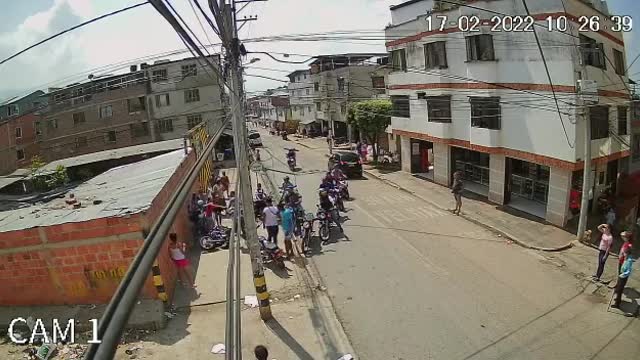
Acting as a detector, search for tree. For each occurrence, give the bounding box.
[30,155,69,191]
[346,99,391,161]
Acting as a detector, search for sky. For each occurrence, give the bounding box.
[0,0,638,103]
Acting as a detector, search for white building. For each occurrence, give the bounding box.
[287,70,319,133]
[145,56,225,140]
[386,0,630,227]
[309,54,390,141]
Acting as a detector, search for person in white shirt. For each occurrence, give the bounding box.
[262,198,280,245]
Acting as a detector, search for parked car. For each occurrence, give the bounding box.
[248,131,263,147]
[328,151,363,178]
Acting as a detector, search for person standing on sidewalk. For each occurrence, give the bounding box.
[593,224,614,281]
[281,202,296,258]
[612,253,634,309]
[168,233,196,289]
[617,231,633,275]
[220,171,230,197]
[451,171,464,216]
[262,198,280,245]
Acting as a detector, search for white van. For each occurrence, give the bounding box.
[248,131,263,147]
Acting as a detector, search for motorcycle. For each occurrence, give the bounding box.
[259,236,286,269]
[199,226,231,251]
[337,179,350,201]
[329,188,345,212]
[287,155,296,171]
[282,131,288,140]
[301,212,316,254]
[316,205,331,242]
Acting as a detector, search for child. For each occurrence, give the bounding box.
[168,233,196,288]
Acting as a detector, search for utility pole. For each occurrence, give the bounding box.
[217,0,272,321]
[576,79,596,241]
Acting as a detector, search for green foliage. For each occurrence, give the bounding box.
[30,156,69,192]
[347,99,392,160]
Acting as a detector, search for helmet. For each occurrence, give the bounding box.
[284,176,290,181]
[197,200,204,206]
[319,189,328,196]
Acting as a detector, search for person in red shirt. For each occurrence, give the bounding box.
[569,187,581,215]
[618,231,633,275]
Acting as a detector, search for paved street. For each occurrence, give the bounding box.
[258,129,640,360]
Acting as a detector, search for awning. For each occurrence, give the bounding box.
[300,119,316,125]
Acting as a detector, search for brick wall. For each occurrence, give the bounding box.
[0,214,157,306]
[0,113,41,175]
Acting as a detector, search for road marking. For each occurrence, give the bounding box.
[350,201,449,277]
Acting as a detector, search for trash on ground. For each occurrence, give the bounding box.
[244,295,259,308]
[337,355,354,360]
[211,343,225,354]
[35,343,56,360]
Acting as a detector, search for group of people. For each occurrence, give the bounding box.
[188,171,234,232]
[593,224,635,309]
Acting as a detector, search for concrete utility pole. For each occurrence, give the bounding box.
[217,0,272,321]
[576,79,596,241]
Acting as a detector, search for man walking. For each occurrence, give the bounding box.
[612,253,634,309]
[451,171,464,215]
[262,198,280,245]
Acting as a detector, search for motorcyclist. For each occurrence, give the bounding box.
[254,183,267,201]
[281,176,294,191]
[319,175,336,192]
[286,148,296,162]
[331,165,347,181]
[319,189,343,233]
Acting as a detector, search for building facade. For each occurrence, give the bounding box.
[309,54,389,141]
[0,91,46,174]
[145,56,225,141]
[39,71,153,162]
[386,0,630,227]
[287,70,319,133]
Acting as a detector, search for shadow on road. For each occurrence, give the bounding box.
[266,318,315,360]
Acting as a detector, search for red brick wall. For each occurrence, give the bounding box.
[141,149,198,302]
[0,214,158,306]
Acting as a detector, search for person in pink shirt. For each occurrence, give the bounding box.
[593,224,614,282]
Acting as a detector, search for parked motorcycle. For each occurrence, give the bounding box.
[301,212,316,254]
[259,236,286,269]
[316,205,331,242]
[199,226,231,251]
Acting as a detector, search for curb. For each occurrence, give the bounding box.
[363,169,574,252]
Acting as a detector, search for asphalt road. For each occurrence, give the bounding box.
[257,129,640,360]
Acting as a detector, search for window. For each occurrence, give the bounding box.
[15,127,22,138]
[337,78,345,91]
[301,106,305,116]
[617,106,628,135]
[298,90,303,96]
[466,35,495,61]
[341,103,347,115]
[128,96,146,113]
[391,49,407,71]
[187,114,203,129]
[316,102,322,111]
[35,122,42,136]
[33,101,41,109]
[303,73,307,79]
[152,69,168,82]
[130,122,150,138]
[73,112,86,125]
[417,92,426,100]
[391,95,410,118]
[16,149,25,161]
[106,130,117,143]
[155,93,170,107]
[181,64,197,78]
[590,105,609,139]
[580,35,606,69]
[100,105,113,119]
[427,96,452,123]
[7,104,19,117]
[157,119,174,133]
[184,89,200,103]
[632,134,640,162]
[425,41,448,69]
[613,49,625,75]
[47,118,58,130]
[314,82,319,91]
[470,97,501,129]
[75,136,88,148]
[306,89,310,95]
[290,77,296,83]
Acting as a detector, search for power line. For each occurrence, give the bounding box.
[0,2,149,67]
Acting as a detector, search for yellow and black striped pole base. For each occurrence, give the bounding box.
[152,261,168,303]
[254,273,272,320]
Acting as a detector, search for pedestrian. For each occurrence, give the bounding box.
[213,193,226,226]
[593,223,614,281]
[281,202,296,258]
[262,198,280,245]
[255,149,261,162]
[168,233,196,289]
[204,197,216,230]
[617,231,633,275]
[612,253,634,309]
[212,178,224,199]
[356,141,362,156]
[451,171,464,215]
[220,171,230,197]
[254,345,268,360]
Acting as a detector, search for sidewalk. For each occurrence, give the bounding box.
[364,167,575,251]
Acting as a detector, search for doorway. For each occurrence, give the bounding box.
[410,139,434,180]
[505,158,549,219]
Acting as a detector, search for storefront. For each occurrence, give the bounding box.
[451,147,490,196]
[410,139,434,180]
[505,158,550,219]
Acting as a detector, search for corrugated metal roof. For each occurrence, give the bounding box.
[0,149,188,233]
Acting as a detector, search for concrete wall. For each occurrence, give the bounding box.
[488,154,506,205]
[400,136,411,172]
[433,142,450,186]
[546,166,573,226]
